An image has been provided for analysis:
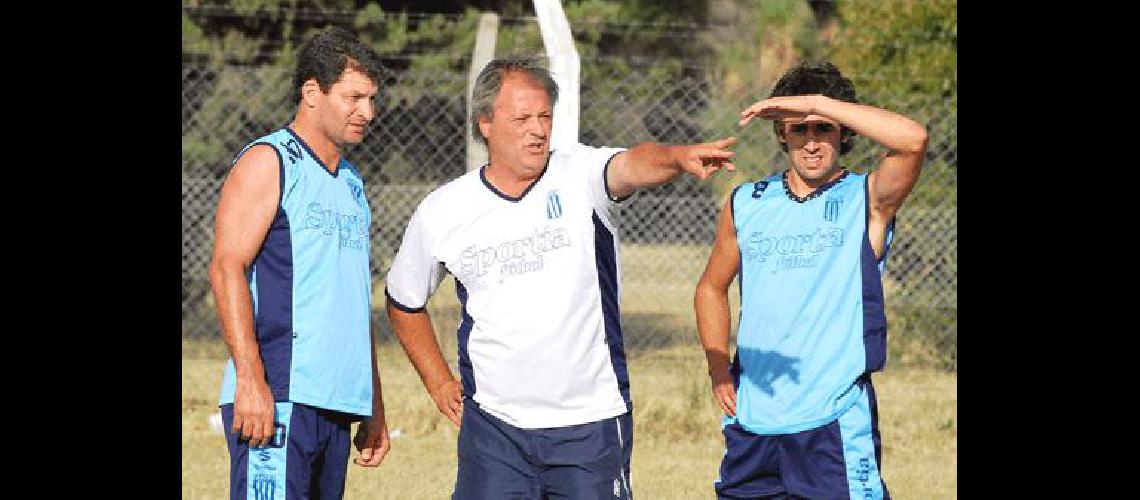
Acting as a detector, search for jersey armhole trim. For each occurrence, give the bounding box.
[235,141,285,212]
[603,151,632,203]
[384,287,426,313]
[729,184,743,236]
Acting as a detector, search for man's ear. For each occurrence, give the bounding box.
[839,137,852,155]
[300,78,322,108]
[477,114,492,141]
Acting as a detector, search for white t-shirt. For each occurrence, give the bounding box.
[386,143,631,429]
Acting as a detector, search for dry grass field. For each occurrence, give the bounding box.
[183,339,955,499]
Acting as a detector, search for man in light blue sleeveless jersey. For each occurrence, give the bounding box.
[694,61,928,499]
[208,26,390,499]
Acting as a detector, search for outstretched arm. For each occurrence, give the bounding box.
[694,197,741,417]
[605,137,737,199]
[386,300,464,427]
[740,95,927,256]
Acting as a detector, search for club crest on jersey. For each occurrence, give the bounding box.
[751,180,769,199]
[823,198,840,222]
[546,190,563,219]
[347,179,365,208]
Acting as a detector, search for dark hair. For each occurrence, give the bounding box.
[469,56,559,146]
[291,26,384,103]
[769,60,858,155]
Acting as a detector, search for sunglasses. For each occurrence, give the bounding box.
[786,123,838,134]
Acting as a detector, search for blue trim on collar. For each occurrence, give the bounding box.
[479,151,553,202]
[285,126,341,178]
[781,168,849,203]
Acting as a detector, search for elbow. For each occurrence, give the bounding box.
[694,280,710,298]
[904,126,929,156]
[693,279,722,304]
[207,258,223,287]
[208,256,245,288]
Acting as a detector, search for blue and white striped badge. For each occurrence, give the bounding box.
[546,190,563,219]
[824,198,840,222]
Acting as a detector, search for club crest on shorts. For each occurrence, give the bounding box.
[252,474,276,500]
[546,190,563,219]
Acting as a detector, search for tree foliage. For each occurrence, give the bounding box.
[827,0,956,97]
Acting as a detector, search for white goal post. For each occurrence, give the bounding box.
[532,0,580,150]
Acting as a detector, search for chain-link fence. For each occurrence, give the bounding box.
[183,29,956,370]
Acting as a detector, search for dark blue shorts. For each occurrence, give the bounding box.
[715,381,889,500]
[220,402,355,500]
[454,399,633,499]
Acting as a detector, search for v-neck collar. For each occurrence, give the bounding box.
[479,152,553,202]
[781,168,848,203]
[285,126,341,178]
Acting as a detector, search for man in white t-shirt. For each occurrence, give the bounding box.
[385,56,736,499]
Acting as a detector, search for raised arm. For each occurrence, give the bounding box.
[207,144,280,447]
[740,95,928,255]
[605,137,737,199]
[694,197,741,417]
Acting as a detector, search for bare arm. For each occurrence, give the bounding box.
[353,326,391,467]
[694,197,741,417]
[386,299,464,427]
[740,95,928,256]
[207,144,280,447]
[605,137,737,199]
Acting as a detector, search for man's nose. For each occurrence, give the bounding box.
[359,103,375,122]
[527,118,546,137]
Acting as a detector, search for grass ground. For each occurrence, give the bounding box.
[183,339,955,499]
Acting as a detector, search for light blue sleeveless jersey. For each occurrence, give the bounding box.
[219,127,374,417]
[728,170,892,435]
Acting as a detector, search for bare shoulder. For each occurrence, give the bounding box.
[217,144,283,210]
[223,144,281,189]
[230,144,280,175]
